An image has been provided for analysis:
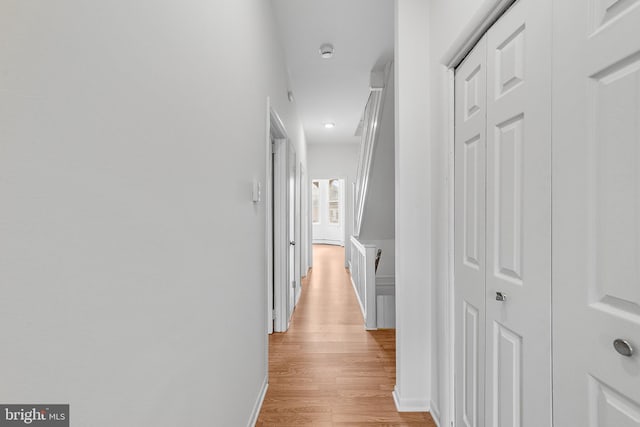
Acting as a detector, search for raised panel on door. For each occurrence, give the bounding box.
[492,322,522,427]
[485,0,552,425]
[455,36,487,427]
[553,1,640,424]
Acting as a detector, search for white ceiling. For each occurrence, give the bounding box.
[272,0,394,145]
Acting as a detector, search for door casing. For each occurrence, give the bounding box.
[267,104,297,334]
[312,178,345,246]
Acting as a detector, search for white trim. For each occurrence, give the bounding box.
[312,239,344,246]
[269,107,290,333]
[270,106,288,139]
[430,400,442,427]
[300,164,309,278]
[441,0,516,68]
[265,98,274,335]
[349,273,366,321]
[392,386,430,412]
[294,157,302,315]
[295,276,301,306]
[246,377,268,427]
[273,138,288,332]
[446,67,457,427]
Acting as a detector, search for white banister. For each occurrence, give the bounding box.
[349,236,378,330]
[353,63,392,237]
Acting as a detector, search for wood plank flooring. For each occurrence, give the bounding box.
[257,244,435,426]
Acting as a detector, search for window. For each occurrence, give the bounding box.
[329,179,340,224]
[312,180,320,224]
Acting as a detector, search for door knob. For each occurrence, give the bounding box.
[290,241,296,246]
[613,339,634,357]
[496,291,507,302]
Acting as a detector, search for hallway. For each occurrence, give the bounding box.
[257,245,435,426]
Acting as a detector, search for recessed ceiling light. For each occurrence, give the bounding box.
[319,43,334,59]
[323,122,335,129]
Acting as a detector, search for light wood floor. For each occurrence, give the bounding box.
[256,244,435,426]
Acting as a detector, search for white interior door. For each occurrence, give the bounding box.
[553,1,640,425]
[454,0,552,425]
[455,35,487,427]
[484,0,552,425]
[312,179,344,245]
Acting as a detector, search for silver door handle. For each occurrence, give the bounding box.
[290,241,296,246]
[613,339,634,357]
[496,291,507,302]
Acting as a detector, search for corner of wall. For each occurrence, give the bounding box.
[394,0,432,410]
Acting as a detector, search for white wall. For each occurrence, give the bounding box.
[0,1,305,426]
[394,0,431,412]
[307,143,359,266]
[394,0,491,422]
[393,0,488,424]
[426,1,486,426]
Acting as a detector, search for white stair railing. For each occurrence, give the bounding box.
[349,236,377,330]
[353,64,390,237]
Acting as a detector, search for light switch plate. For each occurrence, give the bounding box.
[252,180,262,203]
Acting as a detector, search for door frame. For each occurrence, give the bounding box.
[311,174,350,269]
[266,101,291,334]
[311,177,346,246]
[299,164,309,280]
[440,1,517,425]
[285,139,298,326]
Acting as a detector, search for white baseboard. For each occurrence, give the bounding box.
[247,377,268,427]
[312,239,344,246]
[349,274,366,320]
[393,386,430,412]
[430,400,441,426]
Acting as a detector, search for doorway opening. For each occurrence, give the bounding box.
[311,178,345,246]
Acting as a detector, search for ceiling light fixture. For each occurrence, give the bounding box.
[319,43,334,59]
[323,122,335,129]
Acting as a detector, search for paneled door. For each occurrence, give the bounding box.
[484,0,552,425]
[455,35,487,427]
[454,0,552,425]
[553,1,640,425]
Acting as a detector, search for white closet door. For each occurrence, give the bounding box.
[455,36,487,427]
[553,1,640,425]
[484,0,552,425]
